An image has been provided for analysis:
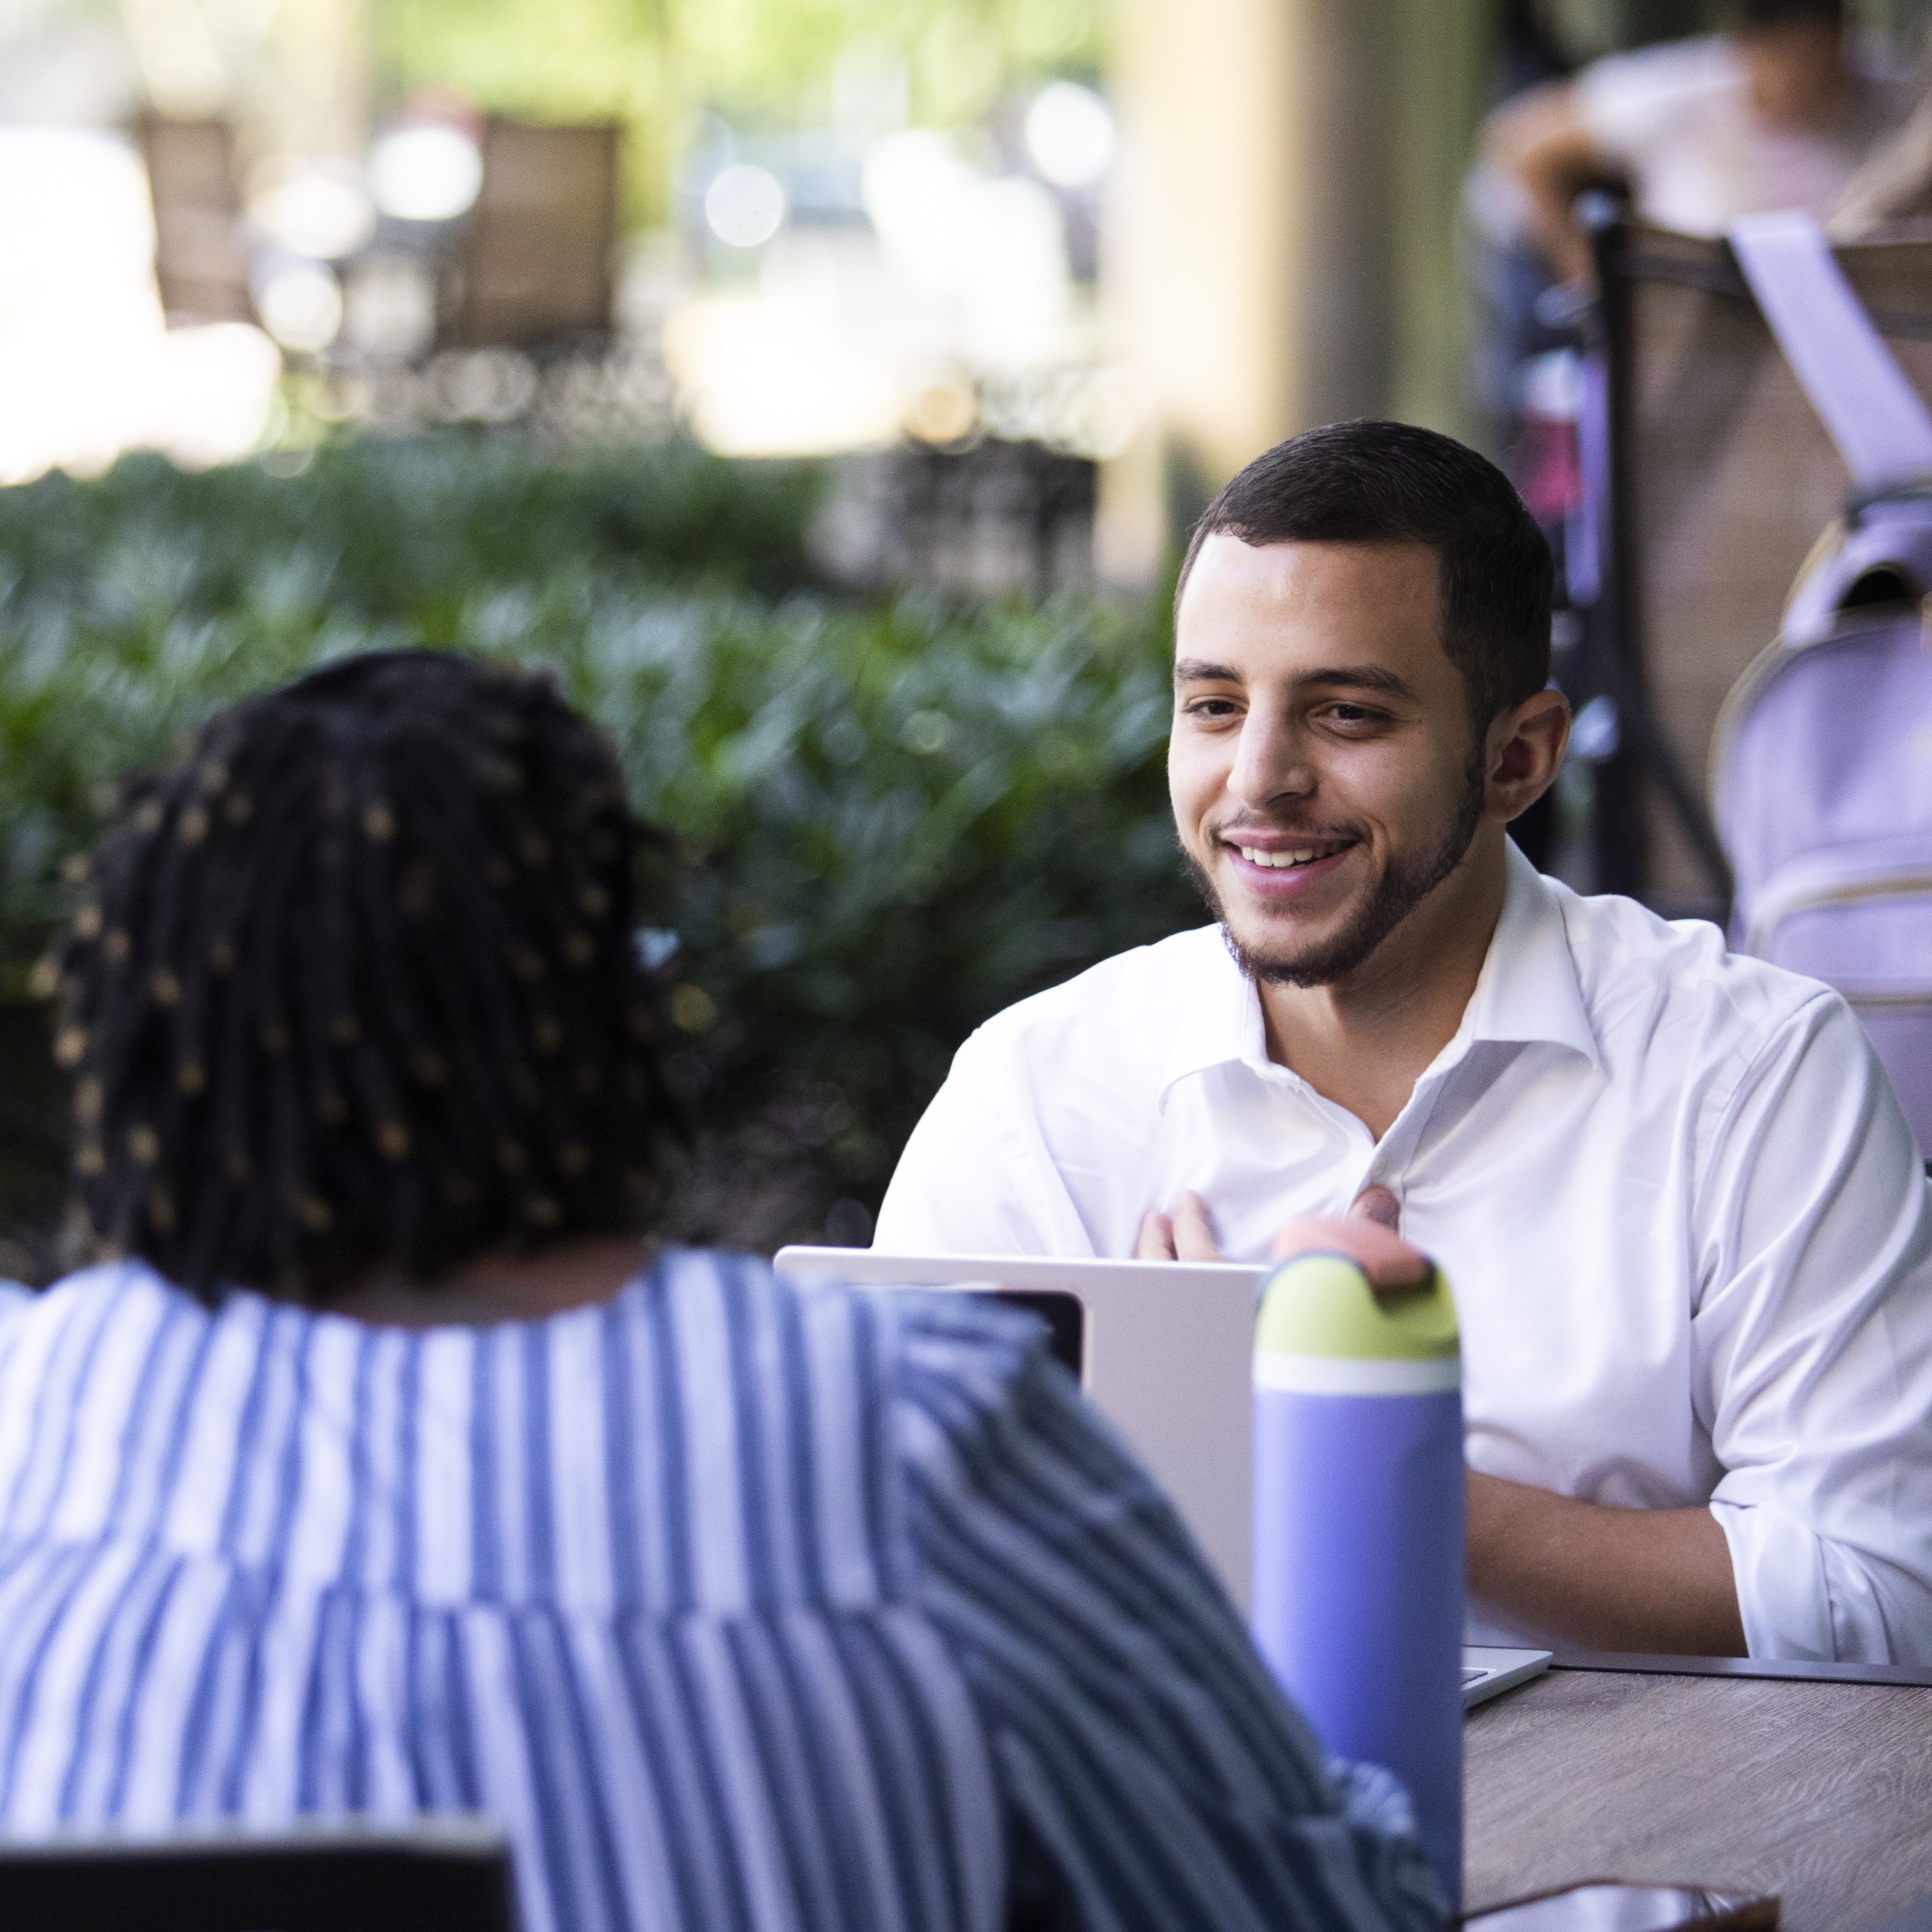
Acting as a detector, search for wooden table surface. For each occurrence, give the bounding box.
[1464,1667,1932,1930]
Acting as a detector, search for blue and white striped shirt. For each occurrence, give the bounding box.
[0,1251,1442,1931]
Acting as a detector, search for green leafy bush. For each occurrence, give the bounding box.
[0,437,1196,1266]
[0,434,825,627]
[0,434,822,989]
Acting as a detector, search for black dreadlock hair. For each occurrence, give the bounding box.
[50,648,675,1306]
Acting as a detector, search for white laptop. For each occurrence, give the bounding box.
[777,1246,1265,1606]
[773,1246,1549,1709]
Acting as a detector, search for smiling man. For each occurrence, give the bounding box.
[875,419,1932,1666]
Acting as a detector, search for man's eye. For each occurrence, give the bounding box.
[1325,704,1385,726]
[1185,697,1241,719]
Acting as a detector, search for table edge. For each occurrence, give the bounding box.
[1549,1649,1932,1688]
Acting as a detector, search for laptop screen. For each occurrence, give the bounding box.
[987,1289,1085,1375]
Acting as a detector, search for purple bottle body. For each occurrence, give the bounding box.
[1251,1376,1465,1904]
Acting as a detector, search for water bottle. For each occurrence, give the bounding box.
[1249,1244,1464,1906]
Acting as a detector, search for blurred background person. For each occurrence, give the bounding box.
[0,649,1445,1932]
[1465,0,1581,443]
[1461,1,1589,871]
[1483,0,1912,290]
[1833,32,1932,232]
[1465,0,1912,874]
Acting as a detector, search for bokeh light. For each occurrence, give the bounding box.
[1024,82,1114,190]
[256,258,344,352]
[705,164,787,248]
[0,127,279,482]
[369,126,484,222]
[248,160,375,261]
[862,130,973,282]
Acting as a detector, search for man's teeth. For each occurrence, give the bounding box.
[1235,846,1331,869]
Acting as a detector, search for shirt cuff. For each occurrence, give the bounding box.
[1711,1497,1921,1664]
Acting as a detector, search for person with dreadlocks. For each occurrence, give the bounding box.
[0,650,1441,1932]
[53,646,667,1307]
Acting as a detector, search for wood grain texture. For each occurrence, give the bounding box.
[1464,1670,1932,1931]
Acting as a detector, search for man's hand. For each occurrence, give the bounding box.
[1481,79,1617,287]
[1466,1470,1747,1656]
[1136,1184,1408,1265]
[1142,1185,1749,1656]
[1136,1189,1224,1260]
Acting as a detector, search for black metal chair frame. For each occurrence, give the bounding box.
[1585,211,1740,918]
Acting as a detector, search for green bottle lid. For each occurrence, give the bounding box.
[1255,1251,1460,1363]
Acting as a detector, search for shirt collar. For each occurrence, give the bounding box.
[1157,840,1600,1103]
[1462,841,1602,1071]
[1156,929,1264,1102]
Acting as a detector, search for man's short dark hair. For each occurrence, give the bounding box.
[1731,0,1842,29]
[1175,420,1553,732]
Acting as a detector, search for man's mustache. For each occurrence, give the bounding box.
[1206,816,1364,844]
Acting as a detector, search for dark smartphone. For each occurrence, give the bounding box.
[1462,1882,1778,1930]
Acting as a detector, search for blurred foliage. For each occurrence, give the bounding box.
[0,435,824,623]
[375,0,1104,222]
[0,434,1194,1259]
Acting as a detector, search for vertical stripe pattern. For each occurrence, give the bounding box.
[0,1255,1442,1932]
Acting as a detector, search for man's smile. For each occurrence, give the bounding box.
[1226,837,1355,870]
[1218,833,1361,898]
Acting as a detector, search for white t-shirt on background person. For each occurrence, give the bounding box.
[876,845,1932,1666]
[1575,32,1912,234]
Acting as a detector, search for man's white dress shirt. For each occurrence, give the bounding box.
[876,845,1932,1663]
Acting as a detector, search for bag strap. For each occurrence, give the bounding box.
[1728,209,1932,489]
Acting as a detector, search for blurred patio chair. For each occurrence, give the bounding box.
[0,1816,516,1932]
[438,117,621,352]
[879,437,1095,598]
[138,115,254,326]
[1588,218,1932,917]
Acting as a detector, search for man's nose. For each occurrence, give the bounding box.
[1229,714,1315,809]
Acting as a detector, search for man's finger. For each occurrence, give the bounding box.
[1270,1209,1432,1292]
[1135,1210,1178,1260]
[1171,1189,1228,1263]
[1350,1184,1401,1230]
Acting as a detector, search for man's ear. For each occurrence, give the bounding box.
[1484,689,1570,822]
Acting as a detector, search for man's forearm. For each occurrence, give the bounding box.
[1465,1470,1747,1657]
[1481,85,1605,287]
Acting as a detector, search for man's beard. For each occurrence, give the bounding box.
[1183,751,1487,988]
